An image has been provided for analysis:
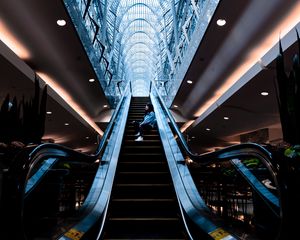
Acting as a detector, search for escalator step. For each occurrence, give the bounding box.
[122,145,164,154]
[120,153,165,162]
[104,218,185,239]
[109,199,178,218]
[123,140,162,146]
[117,162,167,172]
[113,183,173,198]
[103,98,186,240]
[116,172,170,184]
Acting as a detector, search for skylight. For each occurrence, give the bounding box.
[105,0,174,96]
[65,0,220,100]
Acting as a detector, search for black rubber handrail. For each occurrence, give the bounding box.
[12,84,130,240]
[28,86,129,164]
[151,83,283,240]
[27,83,129,172]
[152,82,275,165]
[151,82,282,214]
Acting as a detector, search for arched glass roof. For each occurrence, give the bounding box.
[105,0,175,96]
[65,0,219,102]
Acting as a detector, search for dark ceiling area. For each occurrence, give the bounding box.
[187,39,300,153]
[173,0,298,118]
[169,0,300,153]
[0,0,113,152]
[0,0,108,119]
[0,53,99,153]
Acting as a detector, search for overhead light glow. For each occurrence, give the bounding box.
[64,122,69,126]
[37,72,103,135]
[0,21,31,59]
[261,91,269,96]
[187,80,193,84]
[217,19,226,26]
[180,120,194,133]
[206,128,211,131]
[85,136,90,139]
[223,116,229,120]
[173,105,178,108]
[89,78,95,82]
[185,3,300,134]
[57,19,66,26]
[103,105,108,108]
[46,111,52,115]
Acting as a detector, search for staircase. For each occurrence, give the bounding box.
[103,97,187,239]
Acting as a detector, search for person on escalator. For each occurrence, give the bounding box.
[132,103,157,141]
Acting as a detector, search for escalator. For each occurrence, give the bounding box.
[1,86,284,239]
[102,97,188,239]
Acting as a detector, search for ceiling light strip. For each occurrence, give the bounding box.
[181,4,300,133]
[37,72,103,136]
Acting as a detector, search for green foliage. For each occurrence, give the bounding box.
[0,77,47,144]
[284,145,300,158]
[275,29,300,145]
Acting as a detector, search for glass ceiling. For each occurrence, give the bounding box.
[105,0,177,96]
[65,0,219,101]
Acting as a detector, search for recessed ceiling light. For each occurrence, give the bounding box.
[217,19,226,26]
[57,19,66,26]
[85,136,90,139]
[261,91,269,96]
[173,105,178,108]
[64,122,69,126]
[187,80,193,84]
[223,116,229,120]
[206,128,211,131]
[46,111,52,115]
[191,136,196,139]
[89,78,95,82]
[103,105,108,108]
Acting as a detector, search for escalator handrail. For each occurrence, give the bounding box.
[151,82,282,214]
[21,83,129,198]
[28,84,130,163]
[16,84,130,239]
[151,81,274,164]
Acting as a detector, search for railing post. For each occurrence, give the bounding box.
[129,81,132,94]
[149,81,152,94]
